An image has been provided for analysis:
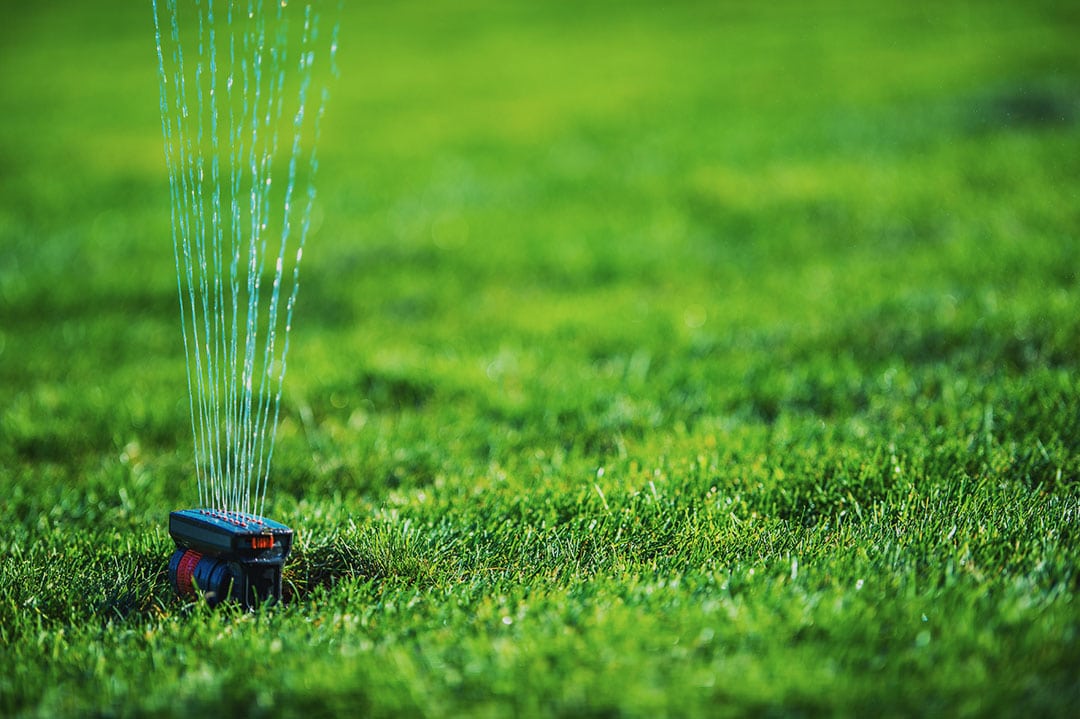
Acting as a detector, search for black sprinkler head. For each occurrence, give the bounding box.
[167,508,293,608]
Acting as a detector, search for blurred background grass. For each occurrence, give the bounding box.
[3,0,1078,496]
[1,0,1079,715]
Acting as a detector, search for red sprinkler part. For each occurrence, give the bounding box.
[173,549,203,596]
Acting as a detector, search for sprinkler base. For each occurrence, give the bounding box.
[167,508,293,608]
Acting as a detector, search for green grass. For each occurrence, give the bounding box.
[2,0,1080,716]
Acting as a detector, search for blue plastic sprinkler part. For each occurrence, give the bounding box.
[167,508,294,608]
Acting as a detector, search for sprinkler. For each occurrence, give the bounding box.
[168,508,293,608]
[152,1,337,609]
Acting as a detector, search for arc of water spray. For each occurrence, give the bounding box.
[152,0,339,515]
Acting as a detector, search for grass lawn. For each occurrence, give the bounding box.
[2,0,1079,716]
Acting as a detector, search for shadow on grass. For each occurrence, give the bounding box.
[284,521,440,601]
[965,77,1080,134]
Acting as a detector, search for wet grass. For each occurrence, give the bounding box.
[2,0,1080,716]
